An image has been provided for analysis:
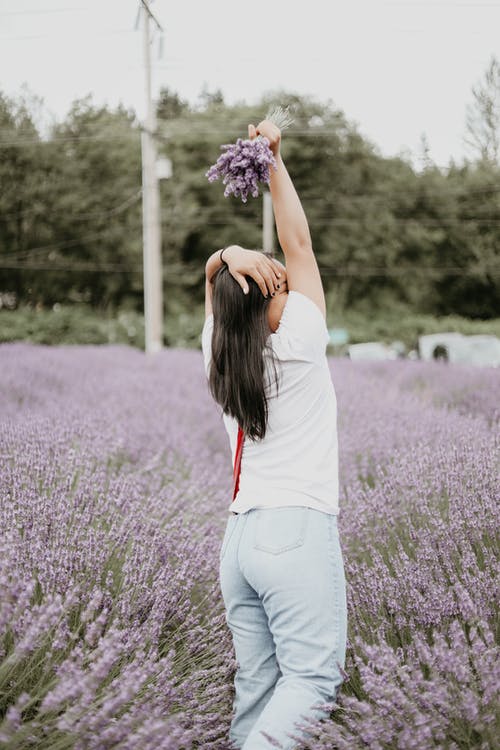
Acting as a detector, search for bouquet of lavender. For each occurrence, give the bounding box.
[205,106,293,203]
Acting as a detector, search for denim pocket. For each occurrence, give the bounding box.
[220,514,239,560]
[253,506,308,555]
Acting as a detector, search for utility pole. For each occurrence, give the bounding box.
[139,0,163,354]
[262,190,274,253]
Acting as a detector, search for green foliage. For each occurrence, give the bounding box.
[0,92,143,310]
[0,305,145,348]
[0,85,499,324]
[2,303,499,353]
[464,54,500,164]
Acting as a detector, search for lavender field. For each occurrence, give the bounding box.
[0,341,499,750]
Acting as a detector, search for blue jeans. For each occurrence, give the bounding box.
[219,506,347,750]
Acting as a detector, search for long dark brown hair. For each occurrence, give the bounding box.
[208,258,281,441]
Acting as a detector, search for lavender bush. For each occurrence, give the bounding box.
[0,342,498,749]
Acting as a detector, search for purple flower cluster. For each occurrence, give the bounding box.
[206,137,277,202]
[0,342,498,748]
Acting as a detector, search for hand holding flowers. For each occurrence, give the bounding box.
[206,106,292,203]
[247,120,281,158]
[205,138,277,203]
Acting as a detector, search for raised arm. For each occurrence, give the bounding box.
[249,121,326,319]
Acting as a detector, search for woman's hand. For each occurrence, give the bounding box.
[224,245,283,297]
[248,120,281,158]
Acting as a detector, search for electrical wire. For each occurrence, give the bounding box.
[0,123,497,176]
[2,211,499,263]
[2,205,499,223]
[0,261,498,277]
[0,7,87,16]
[0,133,141,147]
[0,29,140,41]
[0,261,142,273]
[0,183,498,222]
[0,231,121,261]
[1,189,142,221]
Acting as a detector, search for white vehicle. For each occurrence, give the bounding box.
[418,333,500,367]
[458,335,500,367]
[348,342,398,361]
[418,333,464,362]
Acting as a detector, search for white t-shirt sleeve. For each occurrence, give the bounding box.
[275,290,330,362]
[201,314,214,378]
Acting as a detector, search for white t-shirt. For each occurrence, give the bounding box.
[201,290,339,516]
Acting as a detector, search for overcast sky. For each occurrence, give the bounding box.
[1,0,499,169]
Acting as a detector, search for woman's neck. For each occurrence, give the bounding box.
[267,291,288,333]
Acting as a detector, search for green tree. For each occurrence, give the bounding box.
[156,87,190,120]
[47,96,142,307]
[1,86,499,320]
[0,94,143,309]
[0,88,55,304]
[464,55,500,165]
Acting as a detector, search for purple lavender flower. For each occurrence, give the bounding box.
[206,137,277,202]
[0,341,498,748]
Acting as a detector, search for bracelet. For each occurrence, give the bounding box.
[219,247,228,266]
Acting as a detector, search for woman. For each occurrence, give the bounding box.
[201,120,347,750]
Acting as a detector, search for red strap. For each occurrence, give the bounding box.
[232,426,244,501]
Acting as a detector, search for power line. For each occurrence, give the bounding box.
[0,7,87,17]
[157,217,500,226]
[1,213,499,263]
[1,189,142,221]
[69,189,142,219]
[0,29,139,41]
[312,217,500,225]
[0,123,125,134]
[384,2,500,6]
[0,131,350,146]
[0,128,490,172]
[0,261,142,273]
[301,185,500,200]
[0,120,495,172]
[0,133,141,147]
[0,230,120,260]
[0,174,498,212]
[1,199,498,224]
[1,260,499,277]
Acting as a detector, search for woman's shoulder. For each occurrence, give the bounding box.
[270,291,329,362]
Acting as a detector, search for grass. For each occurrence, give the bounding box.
[1,302,499,353]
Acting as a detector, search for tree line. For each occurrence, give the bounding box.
[1,57,499,319]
